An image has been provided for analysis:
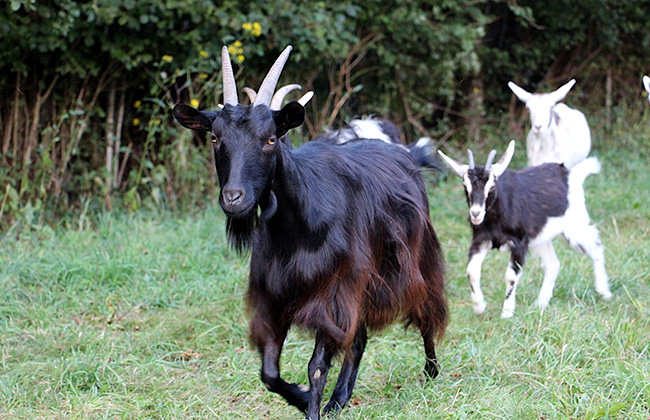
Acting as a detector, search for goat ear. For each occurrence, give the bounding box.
[491,140,515,177]
[550,79,576,103]
[274,101,305,137]
[173,104,218,131]
[508,81,532,103]
[437,150,468,177]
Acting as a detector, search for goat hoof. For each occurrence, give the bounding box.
[500,310,514,319]
[600,291,613,300]
[472,301,487,315]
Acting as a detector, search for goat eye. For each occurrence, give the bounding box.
[210,134,219,144]
[266,137,277,145]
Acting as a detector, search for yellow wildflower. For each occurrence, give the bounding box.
[199,50,208,58]
[150,118,161,126]
[190,99,199,108]
[236,55,245,63]
[133,118,140,126]
[242,22,252,31]
[199,73,208,79]
[162,55,173,63]
[251,22,262,37]
[234,40,242,47]
[134,100,142,109]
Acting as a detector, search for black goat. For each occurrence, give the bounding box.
[439,141,611,318]
[173,46,447,419]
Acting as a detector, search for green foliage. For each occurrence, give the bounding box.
[1,0,649,227]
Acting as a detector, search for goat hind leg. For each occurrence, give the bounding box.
[323,325,368,415]
[566,225,612,300]
[533,242,561,309]
[501,257,524,318]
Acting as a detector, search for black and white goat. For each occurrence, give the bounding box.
[173,46,447,419]
[509,79,591,169]
[438,141,612,318]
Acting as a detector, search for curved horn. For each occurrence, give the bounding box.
[221,46,238,105]
[270,84,301,110]
[467,149,475,169]
[253,45,293,107]
[485,150,497,170]
[242,87,257,104]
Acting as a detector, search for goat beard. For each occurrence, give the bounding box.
[226,210,257,254]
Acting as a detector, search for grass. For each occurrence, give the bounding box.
[1,144,649,419]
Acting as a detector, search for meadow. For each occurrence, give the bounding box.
[1,133,649,419]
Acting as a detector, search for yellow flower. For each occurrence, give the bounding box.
[150,118,161,126]
[133,118,140,126]
[227,45,236,54]
[234,40,242,47]
[242,22,252,31]
[190,99,199,108]
[162,55,173,63]
[199,50,208,58]
[236,55,245,63]
[251,22,262,37]
[134,100,142,109]
[199,73,208,79]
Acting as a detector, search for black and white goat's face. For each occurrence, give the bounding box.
[174,102,304,217]
[508,80,576,136]
[438,140,516,225]
[173,45,304,219]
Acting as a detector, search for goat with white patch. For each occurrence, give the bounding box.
[438,141,612,318]
[509,79,591,169]
[643,76,650,102]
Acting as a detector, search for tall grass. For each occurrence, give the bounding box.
[1,126,649,419]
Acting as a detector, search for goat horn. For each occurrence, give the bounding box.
[298,91,314,107]
[242,87,257,104]
[221,46,239,105]
[485,150,497,170]
[254,45,293,107]
[270,84,302,110]
[467,150,475,169]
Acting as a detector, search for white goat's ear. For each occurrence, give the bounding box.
[298,91,314,107]
[643,76,650,95]
[491,140,515,177]
[550,79,576,103]
[508,81,533,103]
[438,150,469,177]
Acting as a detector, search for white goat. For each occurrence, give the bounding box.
[643,76,650,103]
[509,79,590,169]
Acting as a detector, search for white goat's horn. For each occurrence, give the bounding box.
[485,150,497,170]
[242,87,257,104]
[467,150,475,169]
[270,84,302,110]
[254,45,293,107]
[221,46,238,106]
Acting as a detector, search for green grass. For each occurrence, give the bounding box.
[1,147,649,419]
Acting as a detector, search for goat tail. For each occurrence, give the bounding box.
[569,156,600,187]
[407,137,443,171]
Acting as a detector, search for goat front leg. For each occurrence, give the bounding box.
[306,332,336,420]
[258,323,309,413]
[502,251,525,318]
[323,325,367,415]
[467,241,491,314]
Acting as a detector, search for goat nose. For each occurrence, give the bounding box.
[534,124,542,131]
[470,209,480,218]
[223,188,244,205]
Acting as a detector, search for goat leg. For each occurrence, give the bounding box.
[323,325,367,414]
[306,332,336,420]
